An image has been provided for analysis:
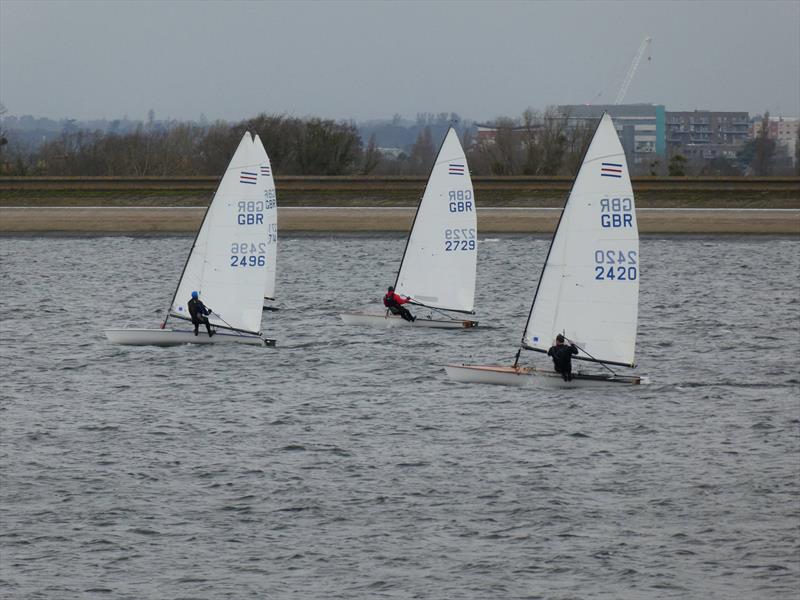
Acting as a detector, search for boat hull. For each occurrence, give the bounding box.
[339,313,477,329]
[104,328,275,347]
[444,364,640,388]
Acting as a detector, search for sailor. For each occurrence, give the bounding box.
[383,285,416,322]
[547,334,578,381]
[187,291,215,337]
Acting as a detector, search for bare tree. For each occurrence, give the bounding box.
[295,119,362,175]
[795,125,800,176]
[361,133,381,175]
[409,126,435,175]
[752,112,776,176]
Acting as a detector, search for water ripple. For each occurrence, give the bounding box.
[0,234,798,599]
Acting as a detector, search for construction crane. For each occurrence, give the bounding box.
[614,37,652,105]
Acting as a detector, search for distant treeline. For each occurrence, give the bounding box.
[1,115,371,177]
[1,109,796,177]
[0,109,599,177]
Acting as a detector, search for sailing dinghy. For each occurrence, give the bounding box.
[445,114,640,386]
[252,134,278,309]
[339,127,478,329]
[104,132,276,347]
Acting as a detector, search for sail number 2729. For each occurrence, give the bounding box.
[594,249,637,281]
[444,228,476,251]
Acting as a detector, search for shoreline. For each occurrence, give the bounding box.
[1,206,798,235]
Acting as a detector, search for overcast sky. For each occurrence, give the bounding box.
[1,0,798,122]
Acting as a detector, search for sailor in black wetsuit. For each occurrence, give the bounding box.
[187,291,214,337]
[547,334,579,381]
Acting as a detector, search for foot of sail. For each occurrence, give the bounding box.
[445,363,640,386]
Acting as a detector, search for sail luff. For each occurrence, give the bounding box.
[165,186,224,325]
[392,130,447,291]
[516,117,604,351]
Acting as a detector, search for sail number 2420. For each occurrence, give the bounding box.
[594,249,637,281]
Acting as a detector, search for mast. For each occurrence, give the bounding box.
[163,175,228,326]
[393,127,455,291]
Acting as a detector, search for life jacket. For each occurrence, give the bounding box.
[549,343,578,371]
[383,292,398,308]
[188,297,199,319]
[187,297,205,321]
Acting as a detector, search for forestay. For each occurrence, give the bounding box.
[395,128,476,312]
[169,132,269,334]
[523,113,639,366]
[252,134,278,300]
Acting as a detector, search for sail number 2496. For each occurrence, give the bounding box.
[230,242,267,267]
[594,249,637,281]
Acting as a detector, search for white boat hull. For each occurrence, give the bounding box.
[444,364,640,388]
[104,328,275,347]
[339,313,477,329]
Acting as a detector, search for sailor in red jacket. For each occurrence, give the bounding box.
[383,285,416,322]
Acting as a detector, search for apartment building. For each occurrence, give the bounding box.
[666,111,749,160]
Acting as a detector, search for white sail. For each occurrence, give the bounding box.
[252,134,278,300]
[169,132,269,334]
[523,113,639,366]
[395,128,477,312]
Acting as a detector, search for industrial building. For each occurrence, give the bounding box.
[558,104,666,166]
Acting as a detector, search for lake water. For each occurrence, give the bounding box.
[1,234,798,599]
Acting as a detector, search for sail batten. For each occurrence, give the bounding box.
[395,128,477,313]
[522,114,639,366]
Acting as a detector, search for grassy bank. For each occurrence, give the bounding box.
[2,207,798,235]
[1,176,798,208]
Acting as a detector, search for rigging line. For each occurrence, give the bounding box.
[209,311,251,337]
[562,334,618,377]
[408,299,459,320]
[408,297,474,316]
